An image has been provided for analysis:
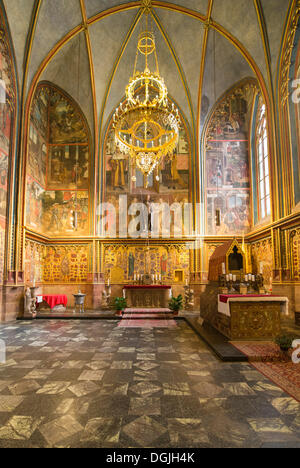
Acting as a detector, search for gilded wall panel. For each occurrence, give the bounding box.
[104,244,190,284]
[24,239,44,285]
[250,238,273,284]
[43,245,89,283]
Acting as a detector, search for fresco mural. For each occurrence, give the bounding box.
[104,244,189,284]
[48,144,89,190]
[205,82,256,235]
[26,177,88,236]
[28,88,48,187]
[103,105,190,238]
[41,190,89,235]
[26,83,90,236]
[49,95,88,144]
[0,13,17,285]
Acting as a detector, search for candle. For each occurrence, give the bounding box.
[33,278,36,288]
[108,279,110,287]
[260,262,263,275]
[252,275,255,282]
[226,275,229,282]
[222,263,226,275]
[229,274,233,281]
[233,275,236,282]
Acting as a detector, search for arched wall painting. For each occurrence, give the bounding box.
[103,105,191,237]
[291,28,300,207]
[204,82,257,235]
[25,84,90,236]
[0,13,16,284]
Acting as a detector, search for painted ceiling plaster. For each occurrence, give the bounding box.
[3,0,292,148]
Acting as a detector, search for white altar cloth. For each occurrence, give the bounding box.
[218,295,289,317]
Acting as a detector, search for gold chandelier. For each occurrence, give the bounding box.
[112,9,181,177]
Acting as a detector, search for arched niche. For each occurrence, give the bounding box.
[25,82,91,237]
[203,79,259,236]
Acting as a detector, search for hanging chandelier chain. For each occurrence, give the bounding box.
[112,6,180,177]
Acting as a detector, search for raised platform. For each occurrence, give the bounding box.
[185,317,248,362]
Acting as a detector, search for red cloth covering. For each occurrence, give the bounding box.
[219,294,272,304]
[41,295,68,308]
[123,285,171,290]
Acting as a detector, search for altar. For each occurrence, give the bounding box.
[217,294,288,340]
[123,285,172,309]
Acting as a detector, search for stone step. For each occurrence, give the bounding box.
[124,308,171,314]
[122,313,174,319]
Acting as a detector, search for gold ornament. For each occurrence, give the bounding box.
[112,11,180,177]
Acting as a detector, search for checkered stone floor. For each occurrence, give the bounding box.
[0,320,299,448]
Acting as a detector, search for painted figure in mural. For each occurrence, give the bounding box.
[50,99,87,144]
[164,153,185,189]
[128,252,135,278]
[161,253,167,275]
[109,154,127,189]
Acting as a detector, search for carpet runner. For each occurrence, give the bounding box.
[231,341,300,402]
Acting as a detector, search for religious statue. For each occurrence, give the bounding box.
[102,288,111,309]
[184,285,194,310]
[24,287,37,317]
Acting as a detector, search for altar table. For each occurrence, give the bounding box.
[123,285,172,308]
[217,294,288,340]
[36,295,68,310]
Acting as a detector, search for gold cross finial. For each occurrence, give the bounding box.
[141,0,152,13]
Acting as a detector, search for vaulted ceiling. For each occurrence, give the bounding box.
[3,0,291,148]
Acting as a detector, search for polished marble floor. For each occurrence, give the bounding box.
[0,320,299,448]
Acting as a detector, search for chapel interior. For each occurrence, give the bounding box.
[0,0,299,449]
